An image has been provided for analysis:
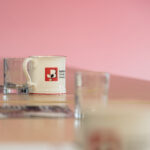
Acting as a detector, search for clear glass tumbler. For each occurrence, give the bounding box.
[0,58,3,93]
[74,71,110,119]
[3,58,28,94]
[77,105,150,150]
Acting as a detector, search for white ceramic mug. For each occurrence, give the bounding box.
[23,56,66,94]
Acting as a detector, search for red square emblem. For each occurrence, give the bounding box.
[45,68,58,81]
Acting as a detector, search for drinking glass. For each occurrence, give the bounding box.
[0,58,3,93]
[77,105,150,150]
[3,58,28,94]
[74,71,110,119]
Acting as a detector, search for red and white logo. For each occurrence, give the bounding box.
[45,68,58,81]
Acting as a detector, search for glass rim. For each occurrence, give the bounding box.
[3,57,25,59]
[29,55,66,58]
[76,71,110,75]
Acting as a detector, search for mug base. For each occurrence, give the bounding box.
[30,92,66,95]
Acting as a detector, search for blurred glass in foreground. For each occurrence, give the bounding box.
[76,104,150,150]
[74,71,110,119]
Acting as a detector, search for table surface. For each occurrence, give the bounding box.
[0,68,150,144]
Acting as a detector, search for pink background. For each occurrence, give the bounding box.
[0,0,150,80]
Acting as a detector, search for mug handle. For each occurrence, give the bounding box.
[23,58,36,87]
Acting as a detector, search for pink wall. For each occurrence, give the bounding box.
[0,0,150,80]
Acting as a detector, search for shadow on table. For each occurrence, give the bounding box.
[66,66,150,101]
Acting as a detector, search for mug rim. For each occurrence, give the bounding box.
[29,55,66,58]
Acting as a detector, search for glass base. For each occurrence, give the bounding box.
[3,86,29,94]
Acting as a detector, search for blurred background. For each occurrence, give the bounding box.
[0,0,150,80]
